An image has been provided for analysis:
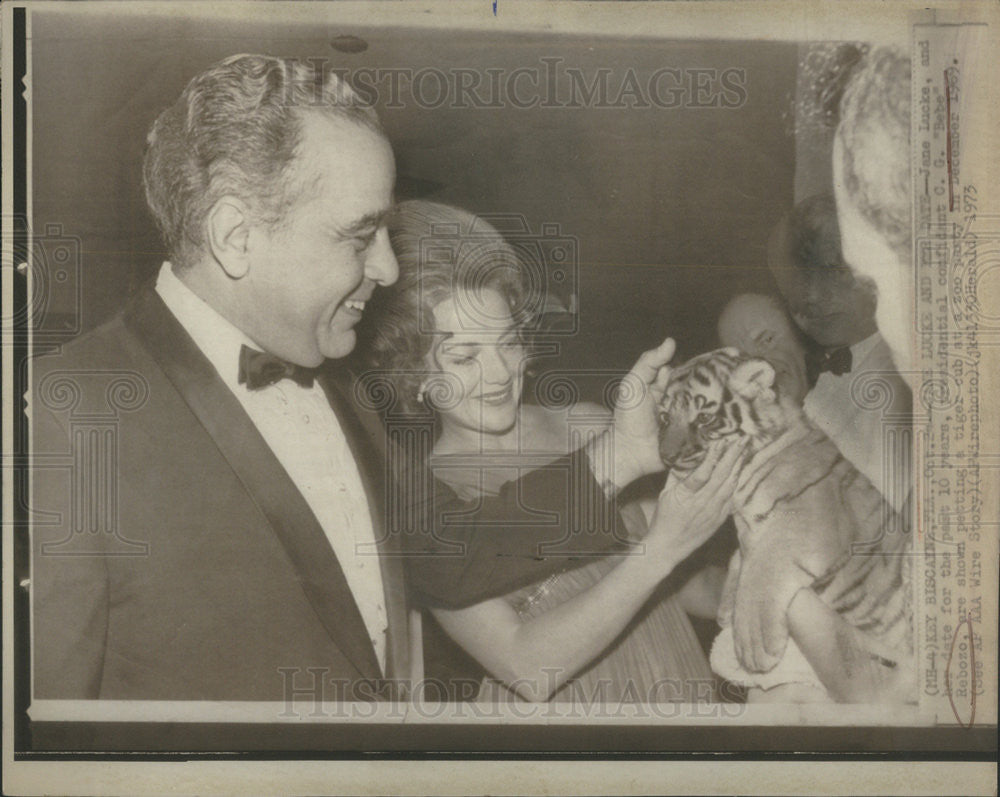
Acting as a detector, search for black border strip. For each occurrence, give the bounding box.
[11,3,33,756]
[14,752,1000,762]
[17,721,999,757]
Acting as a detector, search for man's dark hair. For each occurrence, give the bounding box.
[143,53,383,267]
[785,193,845,272]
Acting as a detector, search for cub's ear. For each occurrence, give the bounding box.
[729,359,777,403]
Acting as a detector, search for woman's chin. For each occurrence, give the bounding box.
[483,419,517,437]
[479,405,518,435]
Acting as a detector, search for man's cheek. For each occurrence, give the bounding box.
[790,314,813,335]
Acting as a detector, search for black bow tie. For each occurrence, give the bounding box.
[238,344,318,390]
[807,346,853,382]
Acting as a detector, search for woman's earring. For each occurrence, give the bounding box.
[416,386,425,403]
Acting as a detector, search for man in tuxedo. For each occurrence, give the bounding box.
[765,192,912,511]
[31,54,406,702]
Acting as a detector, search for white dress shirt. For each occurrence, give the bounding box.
[155,262,387,672]
[803,331,912,512]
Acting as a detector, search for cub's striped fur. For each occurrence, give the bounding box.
[658,348,912,699]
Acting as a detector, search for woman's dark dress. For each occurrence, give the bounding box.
[402,446,714,703]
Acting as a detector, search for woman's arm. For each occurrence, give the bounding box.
[430,438,746,701]
[431,544,680,701]
[629,493,727,621]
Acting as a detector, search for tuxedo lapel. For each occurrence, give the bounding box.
[321,372,410,689]
[123,286,383,683]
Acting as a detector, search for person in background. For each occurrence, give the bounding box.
[715,194,915,701]
[766,193,912,511]
[717,292,811,406]
[716,292,914,703]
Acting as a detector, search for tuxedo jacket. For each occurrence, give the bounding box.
[30,285,409,701]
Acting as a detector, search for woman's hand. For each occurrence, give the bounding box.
[644,438,747,568]
[430,435,746,703]
[609,337,677,488]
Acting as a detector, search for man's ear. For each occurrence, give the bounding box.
[729,360,777,403]
[206,197,253,279]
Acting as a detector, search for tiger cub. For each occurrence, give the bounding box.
[657,347,913,701]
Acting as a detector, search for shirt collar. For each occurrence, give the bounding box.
[154,262,260,391]
[849,331,883,367]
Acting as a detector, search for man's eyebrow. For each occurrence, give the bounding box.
[340,207,394,235]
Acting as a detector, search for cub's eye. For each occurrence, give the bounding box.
[695,411,715,426]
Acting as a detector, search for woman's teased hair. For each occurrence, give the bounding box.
[143,53,383,267]
[360,200,530,416]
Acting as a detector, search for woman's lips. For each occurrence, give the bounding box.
[477,384,513,405]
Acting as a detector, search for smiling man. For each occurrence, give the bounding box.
[31,55,406,703]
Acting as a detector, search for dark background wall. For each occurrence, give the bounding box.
[31,10,797,379]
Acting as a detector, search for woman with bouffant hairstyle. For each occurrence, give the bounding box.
[362,200,530,420]
[358,200,736,703]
